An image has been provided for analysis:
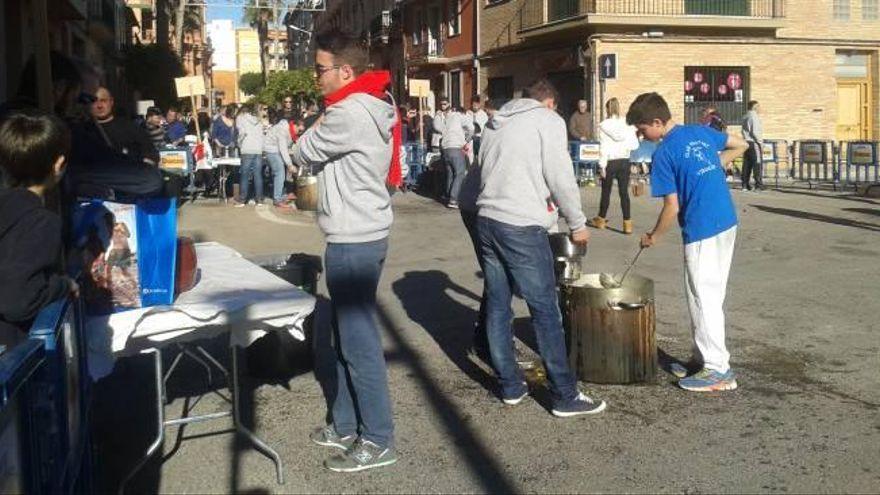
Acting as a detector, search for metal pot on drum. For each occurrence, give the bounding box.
[295,175,319,211]
[562,273,657,384]
[549,233,587,284]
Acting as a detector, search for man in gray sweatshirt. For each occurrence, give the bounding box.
[432,98,473,208]
[741,100,764,191]
[291,29,398,473]
[477,79,606,417]
[234,104,265,206]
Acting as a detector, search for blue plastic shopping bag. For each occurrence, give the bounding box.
[72,198,177,314]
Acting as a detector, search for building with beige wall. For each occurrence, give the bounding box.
[479,0,879,143]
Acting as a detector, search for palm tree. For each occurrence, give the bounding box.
[173,1,203,56]
[243,0,276,83]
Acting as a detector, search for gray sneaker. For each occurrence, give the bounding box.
[324,438,398,473]
[310,425,356,450]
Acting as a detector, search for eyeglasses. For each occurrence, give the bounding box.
[314,64,341,77]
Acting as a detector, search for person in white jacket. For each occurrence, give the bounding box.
[590,98,640,234]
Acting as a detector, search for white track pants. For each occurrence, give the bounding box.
[684,226,737,373]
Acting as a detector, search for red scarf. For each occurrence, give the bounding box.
[324,70,402,188]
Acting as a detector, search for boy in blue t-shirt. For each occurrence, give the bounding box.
[626,93,748,392]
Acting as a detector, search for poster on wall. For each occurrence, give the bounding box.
[801,142,826,163]
[761,143,777,162]
[849,142,876,165]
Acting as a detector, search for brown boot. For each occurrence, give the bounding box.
[623,220,633,235]
[590,216,607,229]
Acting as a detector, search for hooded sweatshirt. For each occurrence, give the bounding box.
[477,98,587,232]
[292,93,395,243]
[236,113,264,155]
[741,110,763,145]
[0,188,68,340]
[432,111,473,150]
[263,120,293,167]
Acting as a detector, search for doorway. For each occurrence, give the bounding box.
[835,51,874,141]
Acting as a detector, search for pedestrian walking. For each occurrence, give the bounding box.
[741,100,764,191]
[433,98,473,209]
[263,107,295,210]
[590,98,640,234]
[234,103,265,207]
[627,92,748,392]
[477,78,607,416]
[292,28,402,473]
[568,99,593,141]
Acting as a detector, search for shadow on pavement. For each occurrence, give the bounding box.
[751,204,880,232]
[391,270,496,394]
[92,327,315,494]
[773,186,880,205]
[375,300,520,493]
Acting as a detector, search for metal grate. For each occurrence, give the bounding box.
[683,66,750,125]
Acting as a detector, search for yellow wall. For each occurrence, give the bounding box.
[779,0,880,41]
[236,29,262,76]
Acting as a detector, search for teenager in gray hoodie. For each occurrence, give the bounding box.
[234,104,265,206]
[477,79,606,417]
[291,29,398,473]
[432,98,473,208]
[263,107,294,209]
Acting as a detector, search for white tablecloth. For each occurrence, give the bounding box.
[86,242,316,380]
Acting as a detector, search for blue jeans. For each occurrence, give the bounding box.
[239,154,263,203]
[325,238,394,448]
[265,152,286,203]
[477,216,578,405]
[444,148,468,202]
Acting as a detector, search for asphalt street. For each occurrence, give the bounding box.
[92,183,880,494]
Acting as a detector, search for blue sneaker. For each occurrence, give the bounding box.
[678,368,738,392]
[501,382,529,405]
[551,392,607,417]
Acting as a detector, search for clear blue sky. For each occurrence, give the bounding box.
[206,5,245,27]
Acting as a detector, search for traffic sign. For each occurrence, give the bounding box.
[599,54,617,80]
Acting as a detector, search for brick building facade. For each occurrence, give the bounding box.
[402,0,478,112]
[479,0,879,143]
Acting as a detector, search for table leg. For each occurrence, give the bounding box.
[231,348,285,485]
[118,348,165,495]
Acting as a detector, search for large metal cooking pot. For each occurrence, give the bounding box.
[549,233,588,285]
[562,273,657,384]
[295,175,319,211]
[549,232,587,259]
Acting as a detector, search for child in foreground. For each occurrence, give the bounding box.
[626,93,748,392]
[0,111,78,349]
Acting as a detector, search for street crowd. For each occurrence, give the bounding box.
[0,26,767,475]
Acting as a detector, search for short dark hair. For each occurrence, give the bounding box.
[471,95,481,104]
[0,111,71,188]
[266,107,280,125]
[626,92,671,126]
[524,79,559,103]
[748,100,759,110]
[146,106,163,118]
[315,28,369,75]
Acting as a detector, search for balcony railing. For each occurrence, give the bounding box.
[520,0,785,31]
[409,36,445,60]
